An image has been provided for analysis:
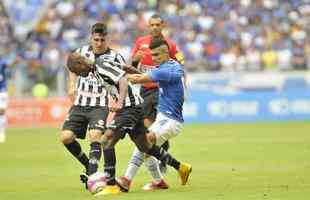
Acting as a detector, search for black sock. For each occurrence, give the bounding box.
[103,148,116,185]
[161,140,170,151]
[64,140,89,171]
[147,145,180,170]
[88,142,102,175]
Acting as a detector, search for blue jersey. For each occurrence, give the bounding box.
[149,60,185,122]
[0,59,7,92]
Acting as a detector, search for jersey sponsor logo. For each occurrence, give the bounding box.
[98,54,115,62]
[95,119,105,129]
[83,77,102,86]
[141,44,149,48]
[159,119,168,126]
[98,119,105,125]
[77,90,106,98]
[139,64,157,73]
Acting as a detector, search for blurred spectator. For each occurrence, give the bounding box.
[245,46,261,71]
[0,0,308,96]
[277,43,292,71]
[292,42,307,70]
[261,46,278,70]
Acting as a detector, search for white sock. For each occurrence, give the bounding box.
[124,147,144,181]
[145,156,163,182]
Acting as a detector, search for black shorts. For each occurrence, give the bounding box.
[107,105,147,139]
[62,105,109,139]
[140,87,159,120]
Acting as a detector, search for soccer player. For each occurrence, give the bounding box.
[69,41,192,196]
[60,22,126,188]
[122,13,185,190]
[117,38,188,192]
[0,53,19,143]
[0,57,11,143]
[95,38,191,196]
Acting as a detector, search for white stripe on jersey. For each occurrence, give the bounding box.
[90,84,98,106]
[94,53,144,107]
[96,62,125,83]
[126,82,143,107]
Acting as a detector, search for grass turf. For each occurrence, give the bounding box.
[0,122,310,200]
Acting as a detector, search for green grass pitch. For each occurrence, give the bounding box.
[1,122,310,200]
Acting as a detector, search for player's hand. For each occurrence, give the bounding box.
[127,74,136,81]
[109,102,122,112]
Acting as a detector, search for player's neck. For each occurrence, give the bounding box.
[93,47,109,55]
[151,33,163,40]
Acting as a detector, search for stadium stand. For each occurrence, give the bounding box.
[0,0,309,96]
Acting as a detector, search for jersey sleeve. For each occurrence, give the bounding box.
[148,66,171,83]
[74,47,82,54]
[170,43,185,65]
[95,62,126,84]
[149,62,185,83]
[169,42,178,59]
[114,53,126,69]
[131,38,141,58]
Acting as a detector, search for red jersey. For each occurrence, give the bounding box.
[131,34,183,89]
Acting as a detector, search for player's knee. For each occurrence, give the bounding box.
[135,140,151,153]
[102,129,117,149]
[60,130,75,144]
[147,132,156,144]
[88,130,102,142]
[144,118,153,128]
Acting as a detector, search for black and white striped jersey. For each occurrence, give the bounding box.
[72,45,111,107]
[93,53,144,107]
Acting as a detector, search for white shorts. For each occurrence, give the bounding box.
[0,92,8,110]
[148,112,183,146]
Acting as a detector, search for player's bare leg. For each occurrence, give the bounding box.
[133,133,192,186]
[95,129,122,196]
[60,130,89,188]
[88,129,102,175]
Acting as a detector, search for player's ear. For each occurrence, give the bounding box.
[161,20,167,28]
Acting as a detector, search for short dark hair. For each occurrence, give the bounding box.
[150,13,164,23]
[91,22,108,36]
[149,38,169,50]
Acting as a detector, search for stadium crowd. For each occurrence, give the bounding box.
[0,0,309,96]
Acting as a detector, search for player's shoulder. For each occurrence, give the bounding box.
[167,60,183,71]
[167,59,180,66]
[74,45,93,56]
[107,48,121,56]
[163,36,177,46]
[102,48,125,63]
[136,35,152,43]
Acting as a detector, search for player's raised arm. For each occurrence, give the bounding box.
[67,71,77,103]
[127,73,152,84]
[66,53,78,103]
[123,65,142,74]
